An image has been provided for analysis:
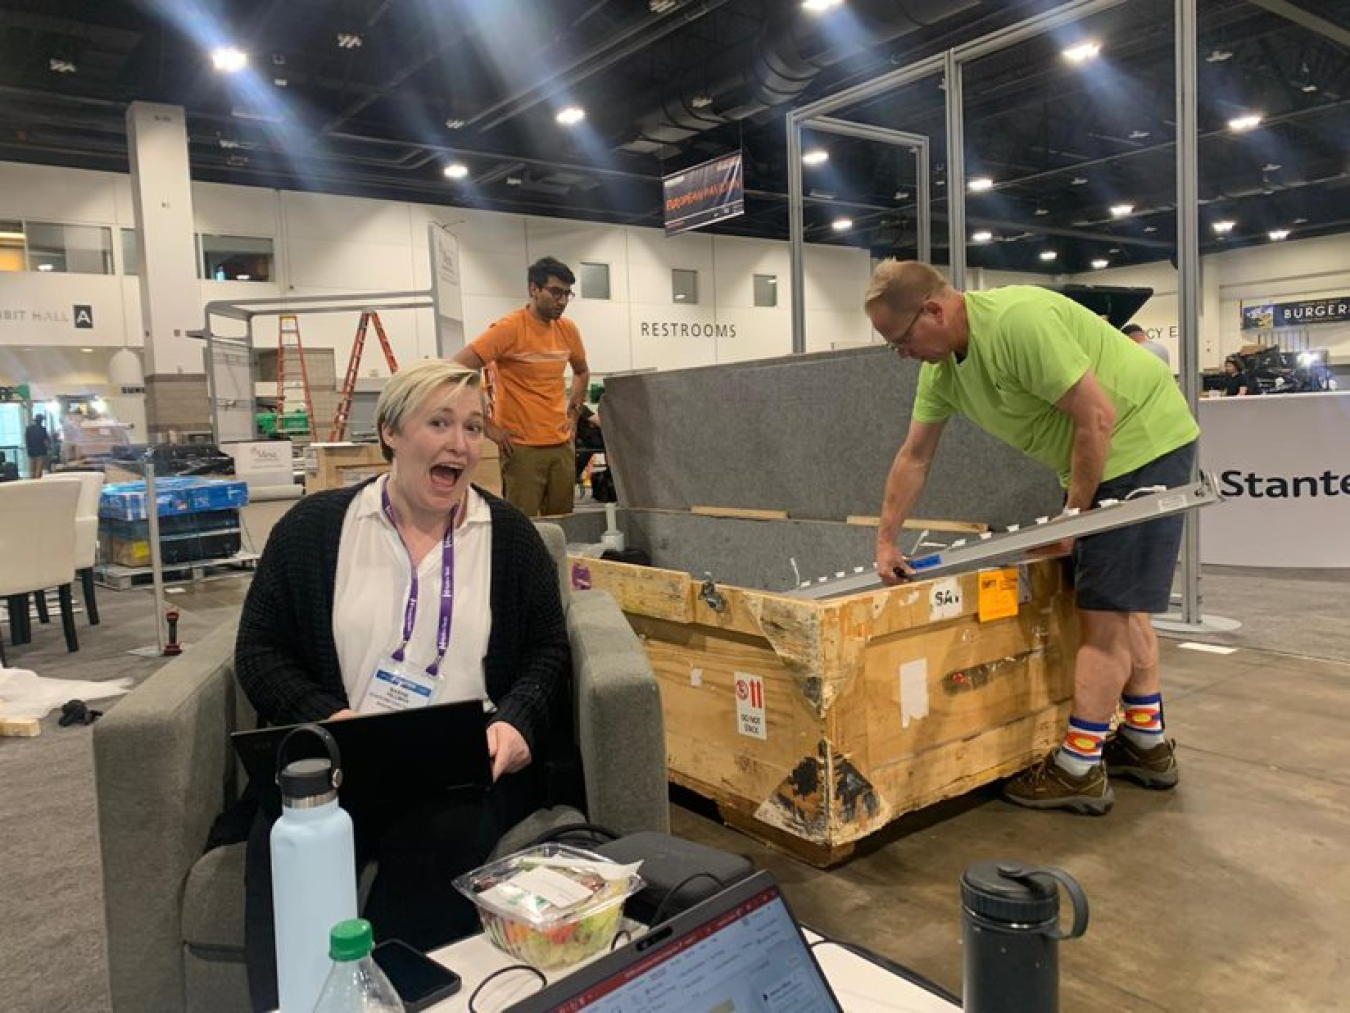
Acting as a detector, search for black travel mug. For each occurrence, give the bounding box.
[961,860,1089,1013]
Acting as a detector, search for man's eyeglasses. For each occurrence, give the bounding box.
[888,304,926,355]
[543,286,575,301]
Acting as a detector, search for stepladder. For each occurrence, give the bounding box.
[329,311,399,441]
[275,314,317,441]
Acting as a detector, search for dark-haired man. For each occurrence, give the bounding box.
[455,256,590,516]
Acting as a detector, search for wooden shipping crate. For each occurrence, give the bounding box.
[560,348,1071,865]
[566,520,1076,866]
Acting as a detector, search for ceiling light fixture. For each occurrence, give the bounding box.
[80,347,94,354]
[802,149,829,166]
[1062,41,1101,64]
[894,190,909,200]
[1110,203,1134,217]
[967,177,994,192]
[1039,250,1058,262]
[444,118,465,130]
[1300,82,1318,94]
[49,58,77,74]
[803,0,844,12]
[1262,162,1282,172]
[1211,220,1236,234]
[556,106,586,126]
[1268,228,1290,241]
[211,47,248,73]
[336,32,363,49]
[831,218,853,231]
[650,0,679,11]
[1128,129,1150,140]
[1228,113,1262,132]
[1293,217,1307,224]
[1205,49,1233,63]
[1034,208,1049,216]
[37,263,54,272]
[1143,225,1158,233]
[1091,258,1109,269]
[505,176,523,186]
[443,163,469,179]
[971,230,993,243]
[273,77,288,87]
[1071,176,1088,186]
[690,95,714,109]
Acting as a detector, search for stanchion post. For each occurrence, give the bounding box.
[143,449,167,655]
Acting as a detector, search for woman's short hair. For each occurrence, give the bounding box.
[375,360,482,462]
[864,259,949,314]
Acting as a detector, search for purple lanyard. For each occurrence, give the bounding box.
[381,484,456,678]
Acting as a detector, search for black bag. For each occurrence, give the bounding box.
[590,468,616,503]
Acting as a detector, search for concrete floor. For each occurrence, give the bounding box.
[672,641,1350,1011]
[4,569,1348,1011]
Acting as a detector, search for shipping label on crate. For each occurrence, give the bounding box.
[734,672,767,740]
[928,578,963,621]
[898,659,931,728]
[977,567,1020,622]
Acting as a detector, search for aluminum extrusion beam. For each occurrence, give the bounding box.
[944,49,965,287]
[788,472,1222,599]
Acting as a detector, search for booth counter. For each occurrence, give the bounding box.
[1198,391,1350,568]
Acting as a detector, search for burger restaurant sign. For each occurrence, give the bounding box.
[1241,296,1350,330]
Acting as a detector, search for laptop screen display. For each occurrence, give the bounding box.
[548,885,838,1012]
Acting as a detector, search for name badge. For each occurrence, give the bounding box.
[358,661,436,714]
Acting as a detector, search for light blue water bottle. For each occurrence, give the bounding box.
[271,725,359,1012]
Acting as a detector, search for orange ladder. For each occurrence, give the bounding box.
[275,313,317,441]
[328,310,399,441]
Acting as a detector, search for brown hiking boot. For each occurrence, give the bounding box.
[1103,733,1179,790]
[1001,752,1114,815]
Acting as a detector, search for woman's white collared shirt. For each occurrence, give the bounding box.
[332,476,493,709]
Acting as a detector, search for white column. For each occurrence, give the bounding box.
[126,101,208,438]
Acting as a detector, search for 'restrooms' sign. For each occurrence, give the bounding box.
[663,152,744,236]
[1242,296,1350,330]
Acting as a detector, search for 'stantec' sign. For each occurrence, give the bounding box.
[1242,296,1350,330]
[663,152,744,236]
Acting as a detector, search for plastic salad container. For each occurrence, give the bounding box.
[453,844,644,969]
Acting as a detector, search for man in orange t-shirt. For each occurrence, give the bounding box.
[454,257,590,516]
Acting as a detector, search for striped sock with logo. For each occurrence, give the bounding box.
[1054,716,1110,777]
[1120,692,1165,748]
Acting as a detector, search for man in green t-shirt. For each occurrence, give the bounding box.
[864,260,1200,816]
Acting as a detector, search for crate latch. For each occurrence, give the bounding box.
[699,575,727,614]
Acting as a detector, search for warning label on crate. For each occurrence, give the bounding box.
[928,577,963,621]
[978,567,1020,622]
[734,672,767,740]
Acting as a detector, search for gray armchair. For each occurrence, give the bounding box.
[93,523,668,1013]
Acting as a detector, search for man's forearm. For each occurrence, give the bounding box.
[877,451,930,548]
[1065,421,1111,510]
[567,370,590,415]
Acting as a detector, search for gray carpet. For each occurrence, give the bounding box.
[1164,565,1350,664]
[0,576,248,1013]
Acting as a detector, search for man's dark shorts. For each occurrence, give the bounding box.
[1070,441,1197,614]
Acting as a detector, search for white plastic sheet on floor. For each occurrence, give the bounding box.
[0,666,132,720]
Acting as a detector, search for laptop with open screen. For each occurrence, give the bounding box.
[507,869,843,1013]
[231,701,492,812]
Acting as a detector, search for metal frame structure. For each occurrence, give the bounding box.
[786,0,1228,630]
[189,289,435,444]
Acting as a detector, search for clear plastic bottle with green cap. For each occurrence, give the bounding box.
[311,919,403,1012]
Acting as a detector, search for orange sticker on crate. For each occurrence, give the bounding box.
[978,568,1020,622]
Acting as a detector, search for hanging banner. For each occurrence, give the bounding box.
[663,152,744,236]
[1241,296,1350,330]
[428,222,466,355]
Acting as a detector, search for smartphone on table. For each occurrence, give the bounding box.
[371,939,462,1011]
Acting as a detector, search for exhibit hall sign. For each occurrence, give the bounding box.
[1241,296,1350,330]
[663,152,744,236]
[0,303,94,328]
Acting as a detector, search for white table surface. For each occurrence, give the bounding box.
[425,925,960,1012]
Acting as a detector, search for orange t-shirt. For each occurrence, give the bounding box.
[469,306,585,446]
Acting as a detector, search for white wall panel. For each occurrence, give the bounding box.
[282,191,415,245]
[0,163,120,225]
[286,237,416,292]
[461,250,523,298]
[192,182,280,238]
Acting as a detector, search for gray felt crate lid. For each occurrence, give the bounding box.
[596,345,1062,530]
